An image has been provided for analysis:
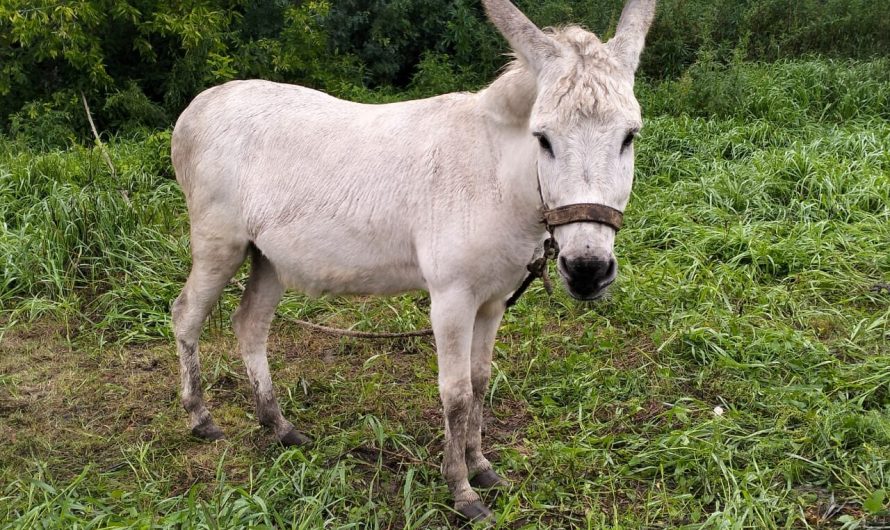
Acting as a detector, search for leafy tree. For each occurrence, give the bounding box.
[0,0,355,143]
[1,0,888,142]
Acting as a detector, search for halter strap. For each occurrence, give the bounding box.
[536,168,624,232]
[542,203,624,232]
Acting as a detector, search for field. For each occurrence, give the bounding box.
[1,58,889,528]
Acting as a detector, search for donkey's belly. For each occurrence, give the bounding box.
[253,227,426,296]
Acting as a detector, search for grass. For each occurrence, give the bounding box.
[1,58,889,528]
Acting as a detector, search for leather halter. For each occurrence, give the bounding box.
[542,203,624,232]
[536,168,625,233]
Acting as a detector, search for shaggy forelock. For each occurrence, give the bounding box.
[507,25,638,124]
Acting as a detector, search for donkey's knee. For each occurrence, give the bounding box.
[171,291,187,324]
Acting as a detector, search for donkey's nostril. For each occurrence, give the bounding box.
[604,257,617,282]
[563,257,609,278]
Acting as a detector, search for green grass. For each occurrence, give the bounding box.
[640,58,890,124]
[1,58,889,528]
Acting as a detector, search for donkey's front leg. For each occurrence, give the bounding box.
[466,299,509,489]
[430,288,492,522]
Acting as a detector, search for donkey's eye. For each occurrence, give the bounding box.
[534,132,554,157]
[621,132,636,152]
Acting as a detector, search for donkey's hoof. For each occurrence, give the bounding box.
[470,469,510,489]
[279,427,312,447]
[457,500,494,523]
[191,421,224,441]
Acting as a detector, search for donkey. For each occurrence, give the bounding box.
[171,0,656,521]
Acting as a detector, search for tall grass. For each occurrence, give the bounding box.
[640,58,890,123]
[0,130,187,340]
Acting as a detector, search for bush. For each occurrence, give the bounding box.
[8,91,82,149]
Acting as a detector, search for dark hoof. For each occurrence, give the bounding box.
[191,421,224,441]
[470,469,510,489]
[279,427,312,447]
[457,500,494,523]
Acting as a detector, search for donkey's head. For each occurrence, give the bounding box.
[485,0,656,300]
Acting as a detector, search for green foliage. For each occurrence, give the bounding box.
[0,0,357,141]
[8,91,82,149]
[103,83,170,131]
[638,0,890,77]
[325,0,455,86]
[3,0,890,141]
[741,0,890,60]
[408,52,481,97]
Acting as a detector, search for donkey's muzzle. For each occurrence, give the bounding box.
[559,255,617,299]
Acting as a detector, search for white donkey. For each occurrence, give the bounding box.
[171,0,656,521]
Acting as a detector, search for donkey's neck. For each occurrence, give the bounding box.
[474,63,546,240]
[477,63,537,126]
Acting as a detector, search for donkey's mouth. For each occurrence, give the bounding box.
[560,274,614,301]
[565,283,612,302]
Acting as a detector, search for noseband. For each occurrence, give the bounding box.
[542,203,624,233]
[535,166,624,233]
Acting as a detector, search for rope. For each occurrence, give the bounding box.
[506,238,558,308]
[283,316,434,338]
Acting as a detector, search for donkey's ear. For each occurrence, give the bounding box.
[482,0,560,72]
[606,0,658,72]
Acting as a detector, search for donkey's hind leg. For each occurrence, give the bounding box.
[232,246,310,447]
[173,235,248,441]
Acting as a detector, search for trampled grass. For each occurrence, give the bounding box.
[1,59,888,528]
